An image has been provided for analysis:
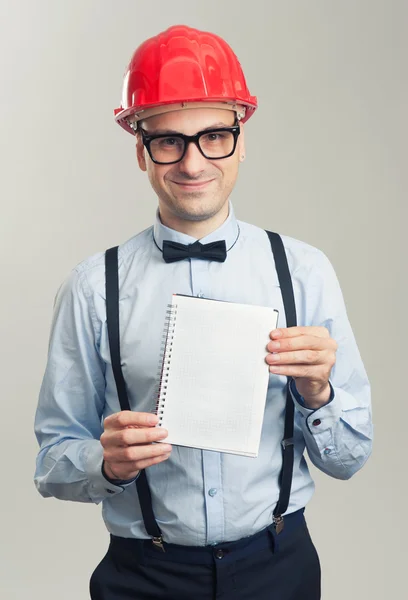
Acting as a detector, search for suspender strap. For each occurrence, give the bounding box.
[105,247,130,413]
[105,246,163,545]
[266,231,297,530]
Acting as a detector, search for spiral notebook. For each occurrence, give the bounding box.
[154,294,279,457]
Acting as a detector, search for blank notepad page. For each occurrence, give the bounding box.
[156,294,279,457]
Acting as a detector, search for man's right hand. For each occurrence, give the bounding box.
[101,411,171,481]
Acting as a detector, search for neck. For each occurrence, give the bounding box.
[158,201,230,239]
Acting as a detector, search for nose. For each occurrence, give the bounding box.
[178,140,208,178]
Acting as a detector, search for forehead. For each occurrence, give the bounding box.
[141,108,235,135]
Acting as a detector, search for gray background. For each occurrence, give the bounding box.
[1,1,406,598]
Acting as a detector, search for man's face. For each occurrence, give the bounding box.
[136,108,245,223]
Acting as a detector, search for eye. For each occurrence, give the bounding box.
[153,136,184,151]
[203,132,229,143]
[160,137,178,146]
[206,133,221,141]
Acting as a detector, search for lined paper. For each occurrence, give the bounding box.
[156,294,279,457]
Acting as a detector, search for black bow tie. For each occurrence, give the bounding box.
[162,239,227,263]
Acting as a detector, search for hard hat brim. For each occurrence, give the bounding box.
[114,99,257,135]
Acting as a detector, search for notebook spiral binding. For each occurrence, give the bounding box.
[153,302,178,425]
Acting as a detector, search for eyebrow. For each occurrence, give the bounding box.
[144,122,234,136]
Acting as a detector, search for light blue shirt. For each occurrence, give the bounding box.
[34,201,372,546]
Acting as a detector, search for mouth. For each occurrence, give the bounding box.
[171,179,215,190]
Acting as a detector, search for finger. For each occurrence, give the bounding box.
[270,326,330,340]
[266,349,325,366]
[104,442,172,464]
[105,452,171,479]
[102,426,168,448]
[134,452,172,471]
[267,335,336,353]
[104,411,159,431]
[120,426,169,446]
[268,364,328,378]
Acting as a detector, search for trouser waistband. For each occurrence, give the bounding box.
[110,508,305,566]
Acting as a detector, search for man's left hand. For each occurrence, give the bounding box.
[265,326,337,409]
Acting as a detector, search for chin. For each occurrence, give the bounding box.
[170,196,223,220]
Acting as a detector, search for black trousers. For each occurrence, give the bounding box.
[90,511,321,600]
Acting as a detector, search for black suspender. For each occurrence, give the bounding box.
[104,230,297,546]
[265,231,297,533]
[105,248,129,412]
[105,246,164,548]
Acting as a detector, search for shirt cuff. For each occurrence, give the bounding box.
[83,441,135,499]
[101,459,139,486]
[290,379,342,434]
[290,378,334,409]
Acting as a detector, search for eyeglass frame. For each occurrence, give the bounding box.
[137,120,241,165]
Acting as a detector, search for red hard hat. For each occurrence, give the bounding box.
[114,25,258,135]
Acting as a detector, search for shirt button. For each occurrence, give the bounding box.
[312,419,321,426]
[215,549,224,559]
[208,488,218,497]
[324,448,332,455]
[197,292,204,298]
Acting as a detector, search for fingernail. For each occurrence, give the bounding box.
[271,329,282,338]
[149,414,159,425]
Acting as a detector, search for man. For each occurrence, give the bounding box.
[34,25,372,599]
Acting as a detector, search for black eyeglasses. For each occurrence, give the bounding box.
[138,121,241,165]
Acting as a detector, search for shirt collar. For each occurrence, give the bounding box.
[153,199,240,252]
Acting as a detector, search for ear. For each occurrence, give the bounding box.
[238,122,246,162]
[136,131,147,172]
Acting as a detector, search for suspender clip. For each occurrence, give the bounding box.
[281,437,294,449]
[152,536,166,552]
[273,514,284,534]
